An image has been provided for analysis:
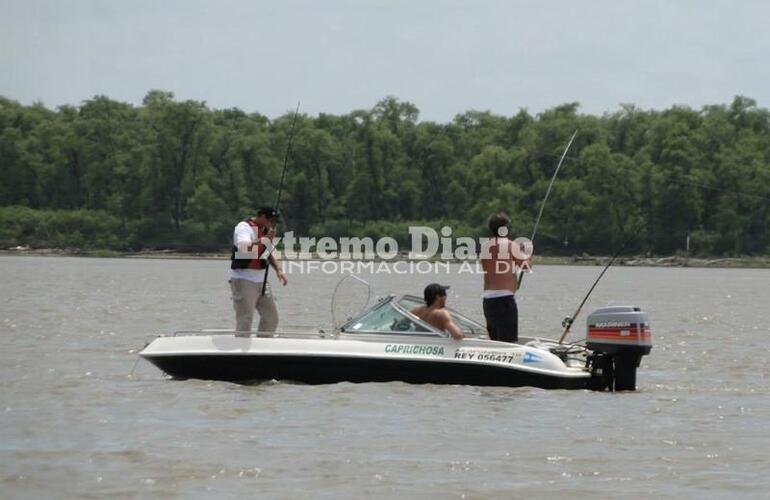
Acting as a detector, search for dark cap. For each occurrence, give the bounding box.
[256,206,281,221]
[424,283,450,305]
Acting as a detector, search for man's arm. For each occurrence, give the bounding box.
[481,259,491,289]
[438,311,464,340]
[268,253,288,285]
[258,227,287,285]
[235,224,255,255]
[508,240,531,275]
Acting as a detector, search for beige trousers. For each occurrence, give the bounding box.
[229,279,279,335]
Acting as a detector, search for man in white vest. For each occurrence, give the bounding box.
[229,207,288,335]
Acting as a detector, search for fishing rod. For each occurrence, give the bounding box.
[518,130,578,287]
[557,231,634,344]
[261,102,301,296]
[531,130,578,242]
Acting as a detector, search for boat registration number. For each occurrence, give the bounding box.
[454,349,521,363]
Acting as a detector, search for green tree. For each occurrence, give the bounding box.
[141,90,211,229]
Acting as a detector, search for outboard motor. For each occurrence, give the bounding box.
[586,306,652,391]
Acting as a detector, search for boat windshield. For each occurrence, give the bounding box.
[341,296,438,335]
[340,295,488,338]
[396,295,487,337]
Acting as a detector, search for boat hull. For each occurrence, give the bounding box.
[141,352,589,390]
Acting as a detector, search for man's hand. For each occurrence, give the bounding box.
[277,270,288,286]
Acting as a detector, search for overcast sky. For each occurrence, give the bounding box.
[2,0,769,122]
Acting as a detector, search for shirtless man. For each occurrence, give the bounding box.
[479,212,530,343]
[410,283,464,340]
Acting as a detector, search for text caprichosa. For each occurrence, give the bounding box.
[385,344,445,355]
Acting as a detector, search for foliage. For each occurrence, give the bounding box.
[0,93,768,255]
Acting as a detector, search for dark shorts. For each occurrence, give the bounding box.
[483,295,518,343]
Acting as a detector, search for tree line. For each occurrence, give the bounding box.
[1,91,769,256]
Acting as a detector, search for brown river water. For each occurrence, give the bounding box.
[1,256,768,499]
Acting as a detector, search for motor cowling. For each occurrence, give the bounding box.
[586,306,652,391]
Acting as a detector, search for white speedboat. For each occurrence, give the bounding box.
[139,293,652,391]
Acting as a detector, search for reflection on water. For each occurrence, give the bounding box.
[1,256,769,498]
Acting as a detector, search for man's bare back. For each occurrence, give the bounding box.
[480,237,519,293]
[480,212,531,343]
[410,305,463,340]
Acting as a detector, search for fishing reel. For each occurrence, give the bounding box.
[561,317,574,329]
